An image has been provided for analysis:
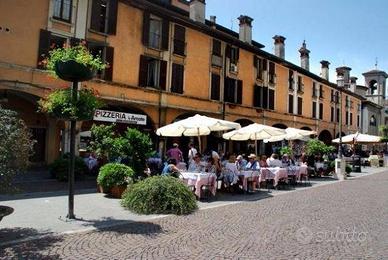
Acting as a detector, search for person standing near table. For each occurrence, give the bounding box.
[187,143,198,164]
[166,143,183,163]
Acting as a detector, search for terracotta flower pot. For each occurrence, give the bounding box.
[55,60,96,82]
[0,206,14,222]
[110,185,128,198]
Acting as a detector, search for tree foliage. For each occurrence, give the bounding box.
[0,107,35,193]
[305,139,334,156]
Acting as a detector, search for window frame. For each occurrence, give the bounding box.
[53,0,73,23]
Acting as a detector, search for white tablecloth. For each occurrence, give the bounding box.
[238,171,260,191]
[180,172,216,199]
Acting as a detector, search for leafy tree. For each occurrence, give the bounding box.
[120,128,153,176]
[0,106,35,193]
[305,139,334,156]
[88,124,121,161]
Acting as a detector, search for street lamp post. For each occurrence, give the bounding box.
[335,74,346,180]
[337,75,345,159]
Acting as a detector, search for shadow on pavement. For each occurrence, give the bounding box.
[64,217,164,236]
[0,227,61,259]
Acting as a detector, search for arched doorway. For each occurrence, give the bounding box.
[272,123,288,129]
[319,130,333,145]
[301,126,312,131]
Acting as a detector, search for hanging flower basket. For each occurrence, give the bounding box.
[55,60,96,82]
[42,43,106,82]
[38,88,103,121]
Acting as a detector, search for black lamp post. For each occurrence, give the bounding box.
[337,74,345,159]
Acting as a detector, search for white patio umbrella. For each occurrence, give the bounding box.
[264,127,317,143]
[156,114,241,152]
[222,123,286,155]
[332,132,381,144]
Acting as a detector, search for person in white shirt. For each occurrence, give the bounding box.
[187,143,198,164]
[267,153,283,168]
[245,154,260,170]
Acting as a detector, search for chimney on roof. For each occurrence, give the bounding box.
[320,60,330,81]
[189,0,206,24]
[336,66,352,85]
[273,35,286,59]
[349,76,357,92]
[210,15,216,23]
[299,40,310,71]
[238,15,253,44]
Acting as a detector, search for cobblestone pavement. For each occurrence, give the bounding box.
[2,171,388,259]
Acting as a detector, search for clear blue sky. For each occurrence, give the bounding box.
[206,0,388,85]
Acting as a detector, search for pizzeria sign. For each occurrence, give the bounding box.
[93,109,147,125]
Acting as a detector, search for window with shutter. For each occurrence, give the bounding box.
[269,62,275,84]
[149,16,162,49]
[357,115,360,127]
[253,85,262,108]
[89,43,105,78]
[346,111,349,125]
[319,103,323,120]
[171,63,184,94]
[331,107,334,122]
[161,19,169,50]
[288,70,294,90]
[288,95,293,114]
[224,77,241,104]
[297,97,303,115]
[212,39,221,57]
[37,29,51,69]
[319,85,323,98]
[89,0,117,34]
[262,86,268,109]
[211,74,220,101]
[336,108,340,123]
[312,82,317,97]
[53,0,72,22]
[236,80,242,104]
[104,46,114,81]
[350,113,353,125]
[138,55,167,89]
[312,101,317,118]
[173,25,185,56]
[268,89,275,110]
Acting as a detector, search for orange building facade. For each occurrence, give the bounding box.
[0,0,363,164]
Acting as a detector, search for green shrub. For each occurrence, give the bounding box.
[345,164,352,175]
[97,163,134,191]
[49,154,88,181]
[121,176,197,215]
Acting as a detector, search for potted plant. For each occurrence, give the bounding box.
[97,163,135,198]
[38,88,102,121]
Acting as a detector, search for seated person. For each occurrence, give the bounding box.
[162,158,180,177]
[245,154,260,170]
[259,155,268,167]
[223,155,239,186]
[205,157,220,175]
[188,153,204,172]
[281,154,294,167]
[267,153,282,168]
[235,155,247,170]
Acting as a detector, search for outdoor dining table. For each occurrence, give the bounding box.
[259,167,288,187]
[238,170,260,192]
[180,172,217,199]
[286,164,309,182]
